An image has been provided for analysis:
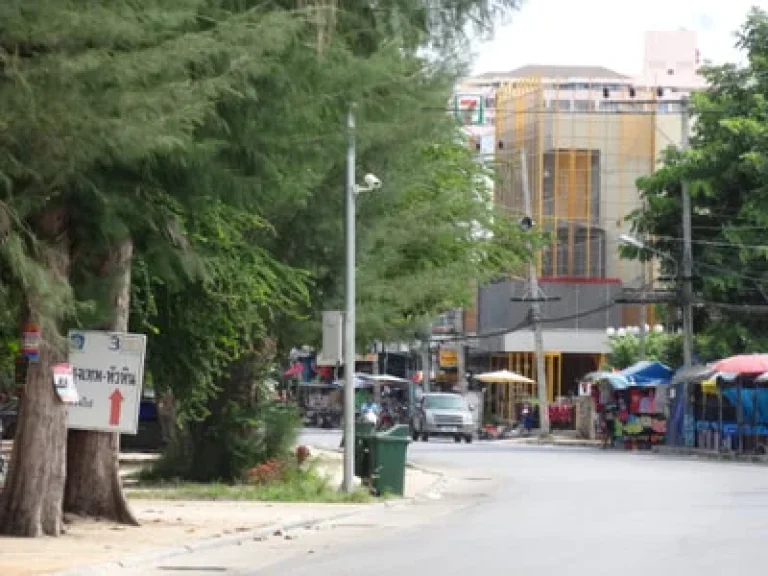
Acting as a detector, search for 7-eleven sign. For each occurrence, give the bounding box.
[454,94,484,125]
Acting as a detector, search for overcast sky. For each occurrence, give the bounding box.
[471,0,761,75]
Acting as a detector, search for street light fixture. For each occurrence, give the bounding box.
[618,234,679,276]
[618,234,680,362]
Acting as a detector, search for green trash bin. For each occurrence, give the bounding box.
[370,424,410,496]
[354,421,375,479]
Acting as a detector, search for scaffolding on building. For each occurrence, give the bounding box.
[495,77,674,284]
[477,78,682,419]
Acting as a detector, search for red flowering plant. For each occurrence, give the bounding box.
[245,458,285,485]
[295,445,311,466]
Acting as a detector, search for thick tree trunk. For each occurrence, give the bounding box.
[64,238,138,525]
[0,209,70,537]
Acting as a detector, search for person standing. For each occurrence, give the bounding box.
[603,405,616,449]
[522,403,534,436]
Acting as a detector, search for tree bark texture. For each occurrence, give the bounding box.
[64,238,138,525]
[0,209,70,537]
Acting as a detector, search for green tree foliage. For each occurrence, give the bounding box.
[605,332,683,370]
[131,201,309,421]
[0,1,312,535]
[136,0,532,480]
[355,141,532,342]
[0,0,532,519]
[623,8,768,360]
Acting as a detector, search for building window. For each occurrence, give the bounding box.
[573,100,594,112]
[619,102,643,112]
[600,101,619,112]
[554,100,571,111]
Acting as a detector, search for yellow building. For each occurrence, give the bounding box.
[469,65,691,421]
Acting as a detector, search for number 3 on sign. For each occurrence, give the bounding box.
[109,335,120,351]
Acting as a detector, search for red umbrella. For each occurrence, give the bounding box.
[712,354,768,375]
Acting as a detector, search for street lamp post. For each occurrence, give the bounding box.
[343,108,382,493]
[342,110,356,494]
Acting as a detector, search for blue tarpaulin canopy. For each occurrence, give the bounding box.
[582,371,630,389]
[722,388,768,424]
[618,361,674,388]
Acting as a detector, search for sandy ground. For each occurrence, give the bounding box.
[0,446,441,576]
[0,500,369,575]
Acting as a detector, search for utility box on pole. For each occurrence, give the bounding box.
[319,311,344,366]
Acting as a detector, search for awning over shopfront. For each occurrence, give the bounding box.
[619,361,673,387]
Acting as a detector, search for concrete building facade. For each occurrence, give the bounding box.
[447,31,704,419]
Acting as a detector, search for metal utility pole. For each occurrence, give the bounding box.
[342,108,356,493]
[422,343,431,392]
[680,98,694,368]
[638,258,647,360]
[520,148,550,436]
[456,309,467,393]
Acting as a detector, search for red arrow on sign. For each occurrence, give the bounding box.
[109,389,124,426]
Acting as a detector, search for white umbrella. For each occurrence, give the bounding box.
[474,369,534,384]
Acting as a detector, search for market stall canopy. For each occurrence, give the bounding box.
[298,381,338,389]
[332,374,374,389]
[671,364,714,384]
[582,371,630,389]
[619,361,674,387]
[712,353,768,375]
[365,374,410,384]
[365,374,411,388]
[474,370,534,384]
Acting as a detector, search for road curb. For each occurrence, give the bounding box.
[53,508,370,575]
[652,446,768,465]
[499,438,602,449]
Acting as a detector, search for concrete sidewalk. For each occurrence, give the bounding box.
[0,446,444,575]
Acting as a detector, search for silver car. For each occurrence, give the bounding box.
[411,392,475,443]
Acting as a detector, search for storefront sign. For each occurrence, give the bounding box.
[439,349,458,369]
[453,94,485,125]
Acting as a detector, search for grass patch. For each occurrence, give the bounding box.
[128,467,371,504]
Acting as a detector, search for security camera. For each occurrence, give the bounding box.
[364,173,382,189]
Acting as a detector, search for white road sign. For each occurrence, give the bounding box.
[66,330,147,435]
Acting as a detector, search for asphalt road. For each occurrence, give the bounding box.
[129,429,768,576]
